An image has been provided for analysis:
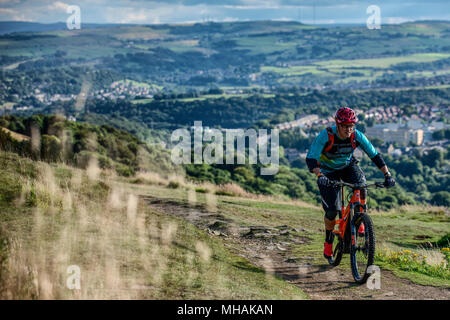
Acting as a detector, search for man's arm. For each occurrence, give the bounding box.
[355,130,395,186]
[355,130,390,174]
[312,167,322,177]
[306,129,329,175]
[380,165,390,176]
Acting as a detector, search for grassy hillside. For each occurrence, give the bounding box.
[0,151,308,299]
[0,150,447,300]
[0,114,181,177]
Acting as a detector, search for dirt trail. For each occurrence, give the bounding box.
[143,195,450,300]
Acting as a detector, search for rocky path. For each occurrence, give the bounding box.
[143,195,450,300]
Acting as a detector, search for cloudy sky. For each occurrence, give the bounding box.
[0,0,449,25]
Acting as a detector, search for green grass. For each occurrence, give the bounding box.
[216,197,321,229]
[406,69,450,78]
[371,207,449,247]
[147,210,308,299]
[131,98,154,104]
[233,36,298,55]
[262,53,450,85]
[216,196,450,287]
[315,53,450,69]
[375,248,450,287]
[260,65,325,76]
[262,53,450,75]
[131,93,276,103]
[113,79,162,89]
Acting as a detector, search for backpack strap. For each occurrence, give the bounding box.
[323,127,334,153]
[350,131,356,149]
[323,127,357,153]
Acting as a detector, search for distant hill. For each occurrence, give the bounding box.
[0,21,136,35]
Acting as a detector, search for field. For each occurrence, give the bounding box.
[261,53,450,85]
[315,53,450,69]
[112,79,163,90]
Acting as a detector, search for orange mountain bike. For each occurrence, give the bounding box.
[328,180,386,284]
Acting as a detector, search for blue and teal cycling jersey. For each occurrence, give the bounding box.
[306,125,378,173]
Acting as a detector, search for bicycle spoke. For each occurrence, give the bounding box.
[353,221,370,278]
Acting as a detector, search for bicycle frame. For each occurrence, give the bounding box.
[327,180,386,282]
[332,185,367,245]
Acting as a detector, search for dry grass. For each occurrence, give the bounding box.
[134,171,168,186]
[0,127,30,142]
[215,183,254,198]
[0,158,308,300]
[0,160,168,299]
[372,203,450,216]
[130,168,319,212]
[0,152,315,299]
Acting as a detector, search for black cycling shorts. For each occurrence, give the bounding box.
[319,158,366,221]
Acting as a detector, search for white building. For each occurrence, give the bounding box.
[275,115,319,130]
[365,126,424,146]
[407,119,424,130]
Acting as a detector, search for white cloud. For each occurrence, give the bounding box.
[386,17,412,24]
[0,8,18,15]
[12,14,34,22]
[105,3,216,24]
[0,7,34,21]
[0,0,21,4]
[121,11,149,23]
[105,6,161,24]
[223,4,280,10]
[48,1,70,12]
[220,16,239,22]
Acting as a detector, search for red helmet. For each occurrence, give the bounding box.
[335,107,357,124]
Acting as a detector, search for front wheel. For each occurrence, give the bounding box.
[332,237,343,266]
[350,213,375,284]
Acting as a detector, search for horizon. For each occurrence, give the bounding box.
[1,18,449,27]
[0,1,449,26]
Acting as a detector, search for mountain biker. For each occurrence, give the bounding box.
[305,107,396,263]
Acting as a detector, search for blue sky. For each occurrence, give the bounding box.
[0,0,449,25]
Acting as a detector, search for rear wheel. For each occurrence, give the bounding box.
[350,213,375,284]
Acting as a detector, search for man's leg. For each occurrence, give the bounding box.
[341,159,367,203]
[324,211,338,244]
[318,172,341,260]
[342,159,367,234]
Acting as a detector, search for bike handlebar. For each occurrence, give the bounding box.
[329,181,385,189]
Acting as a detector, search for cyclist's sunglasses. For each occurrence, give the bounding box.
[338,124,355,130]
